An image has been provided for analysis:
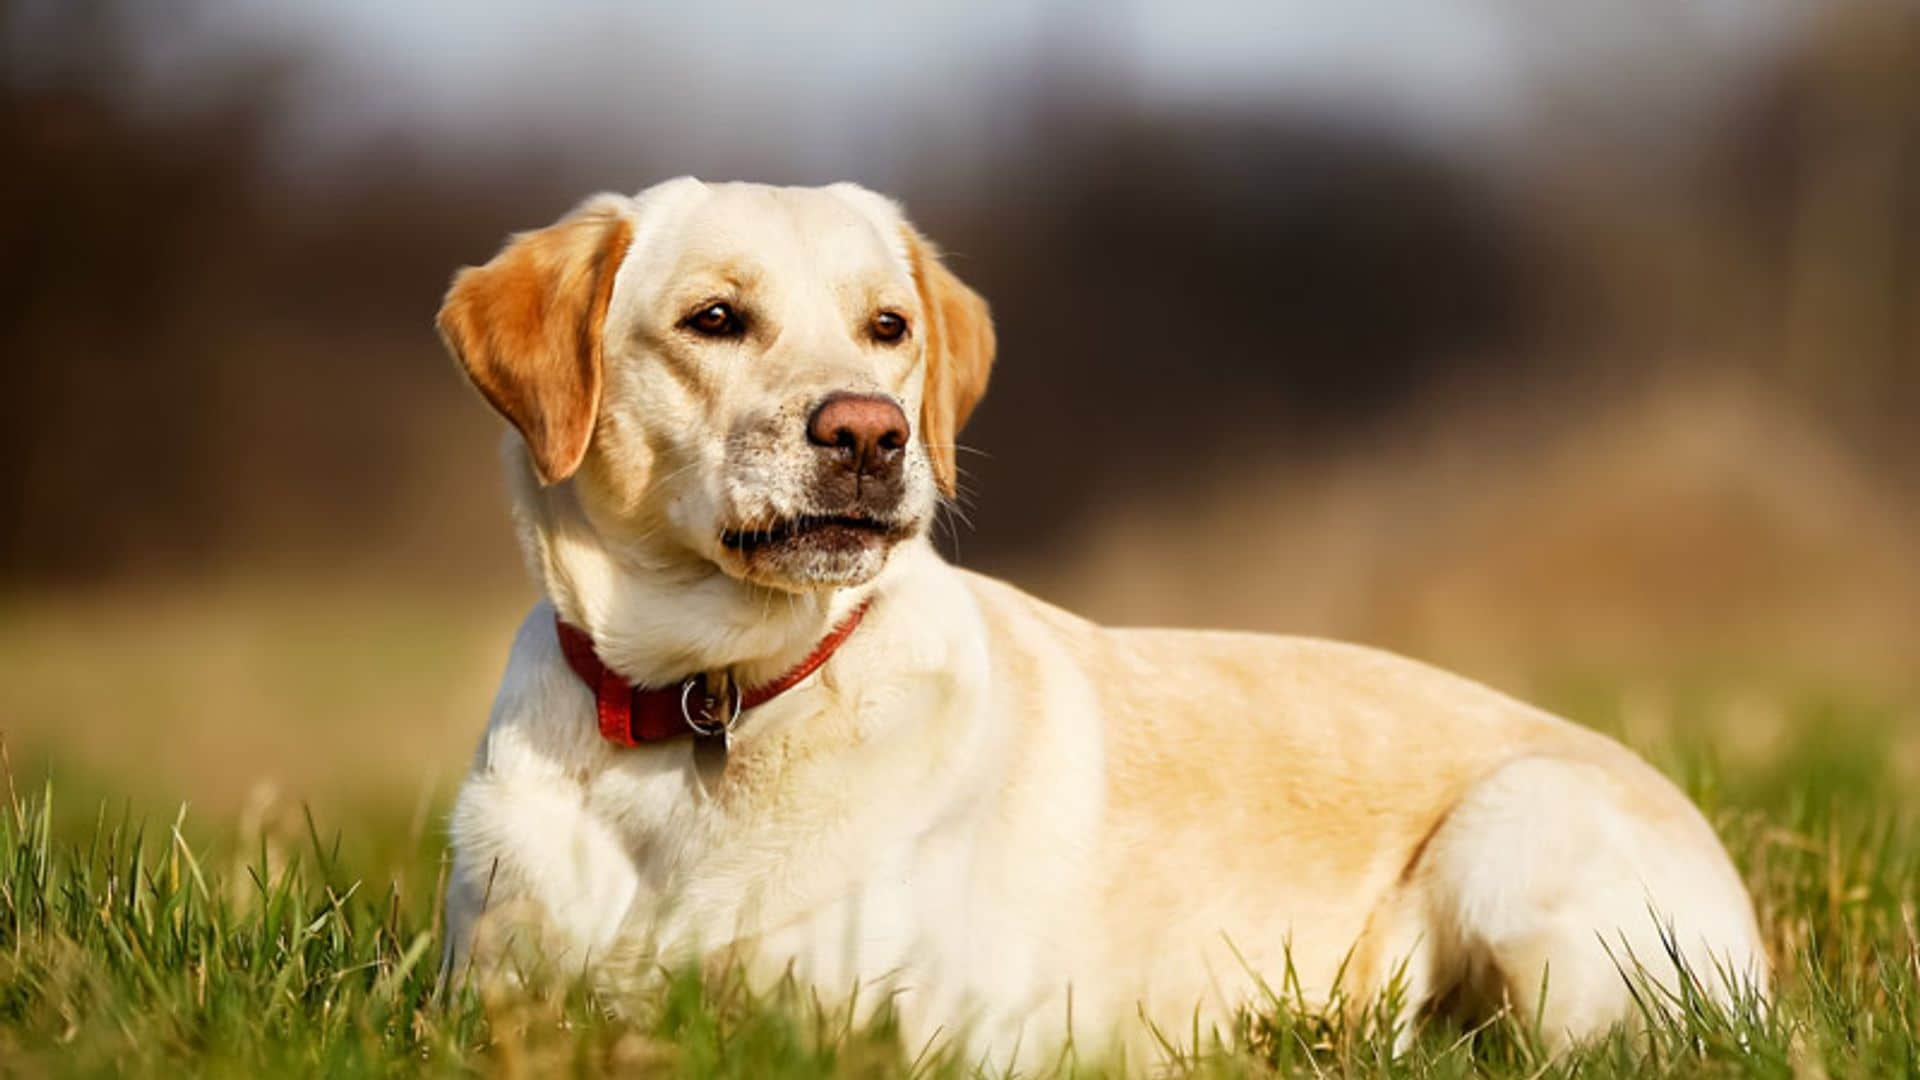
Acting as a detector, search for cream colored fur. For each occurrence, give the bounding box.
[437,178,1767,1069]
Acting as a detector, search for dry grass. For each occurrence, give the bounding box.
[1036,375,1920,694]
[0,576,527,823]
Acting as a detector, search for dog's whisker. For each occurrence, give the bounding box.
[937,491,977,529]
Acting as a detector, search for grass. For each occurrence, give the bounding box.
[0,682,1914,1076]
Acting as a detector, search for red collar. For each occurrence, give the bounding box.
[554,600,872,746]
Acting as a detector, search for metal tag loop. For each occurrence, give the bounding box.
[679,676,741,738]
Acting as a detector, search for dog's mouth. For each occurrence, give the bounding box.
[720,513,900,556]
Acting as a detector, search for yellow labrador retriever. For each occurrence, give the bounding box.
[436,178,1765,1065]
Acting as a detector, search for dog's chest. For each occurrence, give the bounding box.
[576,728,1027,1005]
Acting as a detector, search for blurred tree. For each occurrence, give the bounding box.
[0,0,286,575]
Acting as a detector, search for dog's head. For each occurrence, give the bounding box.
[436,179,993,594]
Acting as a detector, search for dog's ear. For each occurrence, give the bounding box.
[436,198,634,485]
[903,227,995,497]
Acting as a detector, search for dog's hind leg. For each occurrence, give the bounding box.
[1409,754,1767,1048]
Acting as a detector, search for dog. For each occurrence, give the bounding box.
[435,178,1766,1067]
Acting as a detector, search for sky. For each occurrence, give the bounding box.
[38,0,1814,179]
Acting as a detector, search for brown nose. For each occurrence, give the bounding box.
[807,393,909,477]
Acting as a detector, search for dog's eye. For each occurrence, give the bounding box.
[685,302,744,338]
[871,311,908,343]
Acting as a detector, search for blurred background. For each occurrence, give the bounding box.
[2,0,1916,830]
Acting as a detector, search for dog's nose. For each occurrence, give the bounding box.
[807,393,909,477]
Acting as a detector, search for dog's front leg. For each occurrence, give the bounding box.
[439,771,643,991]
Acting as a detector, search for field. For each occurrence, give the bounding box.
[2,383,1917,1076]
[0,569,1915,1077]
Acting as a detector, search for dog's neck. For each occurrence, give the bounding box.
[516,472,886,691]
